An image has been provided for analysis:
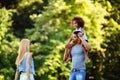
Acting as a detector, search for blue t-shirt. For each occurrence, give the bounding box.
[71,44,86,70]
[18,53,35,75]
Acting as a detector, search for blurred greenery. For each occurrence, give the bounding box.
[0,0,120,80]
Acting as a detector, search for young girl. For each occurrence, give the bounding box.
[14,39,35,80]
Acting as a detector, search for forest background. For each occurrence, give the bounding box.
[0,0,120,80]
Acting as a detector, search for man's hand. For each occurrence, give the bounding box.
[65,43,72,48]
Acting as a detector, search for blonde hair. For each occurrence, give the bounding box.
[15,39,30,65]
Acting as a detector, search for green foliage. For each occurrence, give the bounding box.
[102,18,120,80]
[0,8,12,40]
[12,0,47,38]
[25,0,71,79]
[35,44,70,80]
[103,32,120,80]
[0,8,19,80]
[0,0,20,9]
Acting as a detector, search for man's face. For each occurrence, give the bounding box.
[72,20,78,28]
[72,34,78,42]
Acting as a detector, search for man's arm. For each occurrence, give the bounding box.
[63,47,68,61]
[63,43,73,62]
[78,33,91,52]
[81,37,91,52]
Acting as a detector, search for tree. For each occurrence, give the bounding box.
[25,0,113,79]
[0,8,19,80]
[25,0,71,79]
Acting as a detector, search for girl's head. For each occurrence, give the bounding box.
[15,39,30,65]
[72,16,84,28]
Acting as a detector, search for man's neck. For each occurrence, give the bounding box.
[75,40,81,45]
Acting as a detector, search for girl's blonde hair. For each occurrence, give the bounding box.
[15,39,30,65]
